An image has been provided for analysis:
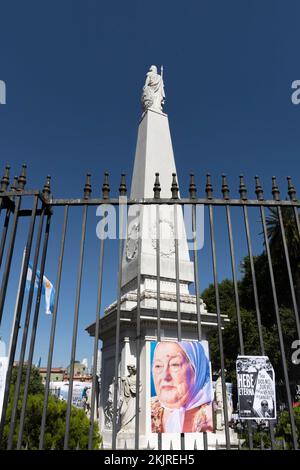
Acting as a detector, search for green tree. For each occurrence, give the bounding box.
[273,405,300,449]
[0,365,101,450]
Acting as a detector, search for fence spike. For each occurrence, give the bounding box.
[189,173,197,199]
[271,176,280,201]
[287,176,297,201]
[215,439,219,450]
[205,173,213,199]
[124,439,127,449]
[239,174,247,200]
[254,175,264,200]
[147,440,150,449]
[119,173,127,196]
[169,440,173,450]
[76,441,80,450]
[171,173,179,199]
[238,438,242,450]
[221,174,230,200]
[0,165,10,192]
[18,164,27,190]
[102,172,110,199]
[42,175,51,200]
[83,173,92,199]
[194,439,197,450]
[153,172,161,199]
[11,175,18,192]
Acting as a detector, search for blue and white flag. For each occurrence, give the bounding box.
[26,263,55,315]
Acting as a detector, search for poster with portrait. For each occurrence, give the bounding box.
[150,340,213,433]
[236,355,276,420]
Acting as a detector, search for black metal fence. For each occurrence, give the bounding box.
[0,164,299,450]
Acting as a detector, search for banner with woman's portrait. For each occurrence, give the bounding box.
[150,340,213,433]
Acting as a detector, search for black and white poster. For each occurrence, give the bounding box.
[236,356,276,420]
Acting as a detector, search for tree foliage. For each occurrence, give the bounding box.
[0,365,101,450]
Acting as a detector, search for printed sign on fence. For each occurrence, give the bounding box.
[236,356,276,420]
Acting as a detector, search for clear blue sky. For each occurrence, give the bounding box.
[0,0,299,367]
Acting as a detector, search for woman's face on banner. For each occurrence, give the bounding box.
[152,342,195,409]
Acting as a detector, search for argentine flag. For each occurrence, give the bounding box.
[26,262,55,315]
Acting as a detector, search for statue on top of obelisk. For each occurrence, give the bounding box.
[141,65,165,113]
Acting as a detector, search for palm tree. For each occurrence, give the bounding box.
[265,206,300,309]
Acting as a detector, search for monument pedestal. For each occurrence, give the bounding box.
[86,286,234,449]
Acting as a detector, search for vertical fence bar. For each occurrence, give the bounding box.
[222,174,254,448]
[134,202,142,450]
[112,175,126,449]
[17,212,52,448]
[241,175,267,450]
[226,202,256,448]
[88,173,109,449]
[171,174,185,450]
[64,202,88,449]
[260,204,298,449]
[7,207,46,449]
[0,208,11,269]
[0,194,38,441]
[242,209,264,355]
[0,195,22,327]
[154,173,162,451]
[88,235,105,449]
[190,174,208,450]
[208,201,231,449]
[39,205,69,449]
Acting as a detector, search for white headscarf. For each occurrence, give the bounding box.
[155,341,212,433]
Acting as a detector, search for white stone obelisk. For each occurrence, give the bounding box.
[86,66,235,450]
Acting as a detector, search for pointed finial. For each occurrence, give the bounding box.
[18,164,27,190]
[271,176,280,201]
[147,440,150,449]
[124,440,127,449]
[221,174,230,200]
[42,175,51,200]
[11,175,18,192]
[153,173,161,199]
[194,440,198,450]
[287,176,297,201]
[0,165,10,192]
[255,176,264,200]
[119,173,127,196]
[171,173,179,199]
[205,173,213,199]
[170,440,173,450]
[83,173,92,199]
[239,174,247,200]
[189,173,197,199]
[102,172,110,199]
[76,441,80,450]
[216,439,219,450]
